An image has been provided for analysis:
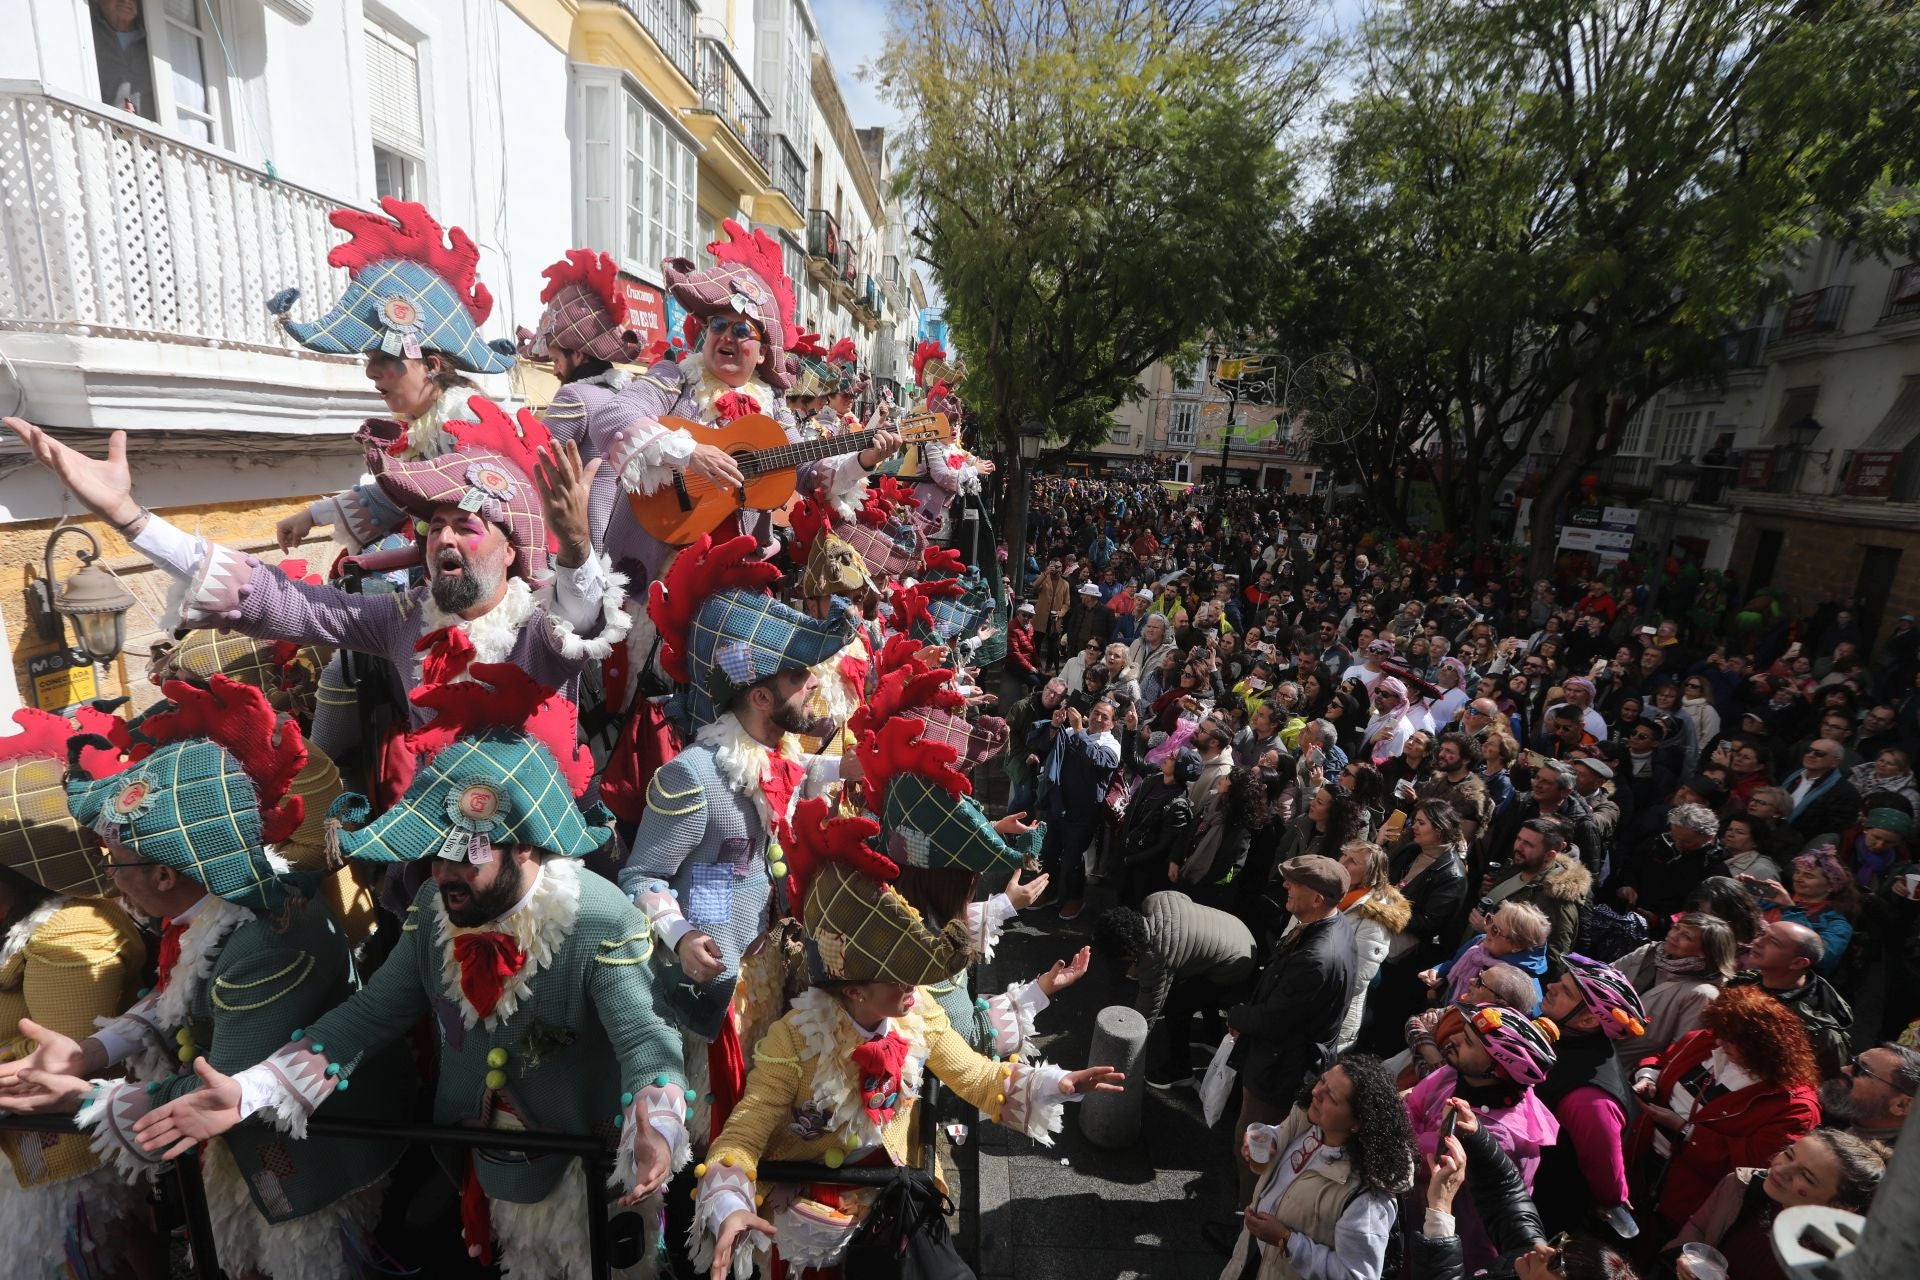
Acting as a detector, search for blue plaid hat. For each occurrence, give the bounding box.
[686,591,856,730]
[267,198,515,374]
[913,593,992,644]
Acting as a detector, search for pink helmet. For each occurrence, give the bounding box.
[1562,954,1649,1041]
[1464,1003,1560,1086]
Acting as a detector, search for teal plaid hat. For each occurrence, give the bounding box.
[686,591,856,730]
[881,773,1039,875]
[66,677,309,913]
[329,730,612,864]
[955,566,1008,666]
[911,593,991,645]
[267,198,515,375]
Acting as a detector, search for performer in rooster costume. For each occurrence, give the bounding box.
[0,707,151,1277]
[618,534,856,1139]
[0,678,412,1280]
[693,800,1124,1278]
[894,340,994,542]
[820,337,869,434]
[2,394,629,815]
[781,331,835,439]
[121,664,692,1280]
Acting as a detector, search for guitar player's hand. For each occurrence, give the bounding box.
[686,443,746,492]
[858,429,902,470]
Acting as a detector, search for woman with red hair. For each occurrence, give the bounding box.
[1624,984,1821,1233]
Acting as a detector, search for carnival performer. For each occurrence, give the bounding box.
[0,678,411,1280]
[269,198,519,556]
[597,221,900,583]
[783,332,835,439]
[124,663,692,1280]
[3,390,629,777]
[694,805,1124,1278]
[821,337,868,434]
[0,708,150,1277]
[893,340,993,541]
[619,533,857,1133]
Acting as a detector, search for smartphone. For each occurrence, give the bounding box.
[1639,626,1657,636]
[1437,1107,1459,1145]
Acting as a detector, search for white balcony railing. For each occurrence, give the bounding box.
[0,84,352,352]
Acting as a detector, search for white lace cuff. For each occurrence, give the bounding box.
[310,490,381,551]
[613,1082,690,1191]
[230,1040,338,1139]
[130,513,204,579]
[816,454,870,522]
[609,418,697,496]
[690,1160,764,1279]
[534,553,632,661]
[966,893,1019,963]
[984,981,1047,1059]
[75,1079,165,1180]
[991,1060,1069,1144]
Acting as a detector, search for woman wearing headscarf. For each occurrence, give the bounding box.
[1744,847,1859,976]
[1364,676,1417,766]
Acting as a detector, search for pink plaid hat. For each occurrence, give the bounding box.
[517,249,643,364]
[662,220,795,390]
[906,708,1009,773]
[375,396,555,579]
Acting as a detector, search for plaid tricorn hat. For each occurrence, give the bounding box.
[789,798,970,986]
[375,395,555,579]
[856,718,1037,875]
[650,534,854,730]
[66,677,309,912]
[0,706,140,898]
[327,663,608,864]
[790,497,915,589]
[267,198,515,374]
[822,337,867,398]
[802,529,877,600]
[784,331,832,399]
[517,248,644,364]
[663,220,796,390]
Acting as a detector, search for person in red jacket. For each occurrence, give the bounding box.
[1625,983,1821,1233]
[1008,601,1042,688]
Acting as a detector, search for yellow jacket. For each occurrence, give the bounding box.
[0,896,146,1187]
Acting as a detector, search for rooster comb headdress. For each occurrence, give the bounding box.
[854,718,971,809]
[537,248,627,324]
[328,198,491,324]
[782,795,896,907]
[404,663,593,798]
[647,534,782,685]
[134,675,308,846]
[912,340,947,388]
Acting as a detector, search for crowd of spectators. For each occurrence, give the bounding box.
[1007,470,1917,1278]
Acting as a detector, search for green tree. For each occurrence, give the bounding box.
[1279,0,1920,567]
[878,0,1316,547]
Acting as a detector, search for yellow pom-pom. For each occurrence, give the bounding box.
[824,1149,845,1169]
[177,1046,195,1063]
[175,1028,192,1045]
[485,1070,506,1090]
[721,1155,734,1167]
[770,860,788,878]
[695,1163,708,1178]
[486,1048,508,1067]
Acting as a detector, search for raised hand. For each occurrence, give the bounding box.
[1003,863,1047,909]
[1060,1065,1125,1095]
[1036,946,1091,998]
[2,419,141,527]
[531,439,602,568]
[131,1057,244,1157]
[995,811,1039,841]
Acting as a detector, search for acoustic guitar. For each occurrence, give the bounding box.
[627,411,952,545]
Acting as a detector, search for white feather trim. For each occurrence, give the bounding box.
[823,465,871,524]
[418,575,537,672]
[95,896,250,1082]
[430,859,582,1030]
[492,1157,606,1280]
[0,895,68,969]
[395,387,475,462]
[74,1081,163,1182]
[202,1135,387,1280]
[532,553,634,662]
[695,714,805,835]
[782,987,928,1150]
[985,982,1042,1060]
[612,419,698,498]
[0,1157,142,1260]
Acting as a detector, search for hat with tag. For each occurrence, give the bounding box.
[267,198,516,374]
[374,395,557,579]
[0,705,141,898]
[662,219,797,390]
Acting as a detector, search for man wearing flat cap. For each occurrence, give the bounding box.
[1223,855,1357,1203]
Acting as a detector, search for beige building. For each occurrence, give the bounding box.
[1131,357,1326,494]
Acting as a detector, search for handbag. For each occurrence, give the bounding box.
[1198,1034,1238,1129]
[841,1170,973,1280]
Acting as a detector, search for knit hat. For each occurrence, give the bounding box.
[267,198,515,374]
[327,663,608,864]
[1462,1003,1560,1086]
[662,220,796,390]
[517,248,644,364]
[1865,807,1915,840]
[1279,854,1350,903]
[0,706,139,898]
[1560,955,1648,1040]
[650,533,855,730]
[375,395,558,579]
[66,677,309,912]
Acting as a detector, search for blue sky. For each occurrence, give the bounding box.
[811,0,901,131]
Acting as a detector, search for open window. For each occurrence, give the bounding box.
[88,0,231,144]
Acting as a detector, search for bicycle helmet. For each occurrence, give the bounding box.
[1562,953,1649,1040]
[1464,1003,1560,1086]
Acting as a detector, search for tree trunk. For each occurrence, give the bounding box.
[1524,384,1610,580]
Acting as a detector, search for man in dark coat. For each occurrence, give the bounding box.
[1225,855,1357,1203]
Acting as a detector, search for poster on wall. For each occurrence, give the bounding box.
[618,275,670,354]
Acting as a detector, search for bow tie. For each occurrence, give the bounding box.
[453,932,528,1020]
[849,1030,911,1129]
[152,918,189,994]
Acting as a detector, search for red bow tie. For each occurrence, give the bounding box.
[152,917,189,994]
[453,932,528,1020]
[714,391,762,424]
[850,1030,911,1129]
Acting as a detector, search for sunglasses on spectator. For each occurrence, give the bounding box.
[1850,1054,1915,1094]
[707,317,762,341]
[1544,1232,1570,1275]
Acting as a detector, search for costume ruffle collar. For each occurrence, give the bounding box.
[430,857,581,1029]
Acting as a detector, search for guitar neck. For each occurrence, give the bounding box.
[743,430,885,476]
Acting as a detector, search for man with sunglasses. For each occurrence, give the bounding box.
[1820,1044,1919,1147]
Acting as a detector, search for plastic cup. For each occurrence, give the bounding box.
[1246,1126,1276,1171]
[1680,1243,1729,1280]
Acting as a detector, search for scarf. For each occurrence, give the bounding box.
[1537,1027,1626,1108]
[1654,946,1710,981]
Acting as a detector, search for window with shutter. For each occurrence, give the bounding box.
[365,17,425,201]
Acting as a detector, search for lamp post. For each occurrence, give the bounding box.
[1009,418,1048,597]
[33,527,138,698]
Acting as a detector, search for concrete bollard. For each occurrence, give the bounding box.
[1078,1004,1150,1150]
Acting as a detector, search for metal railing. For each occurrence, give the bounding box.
[1721,325,1769,368]
[771,133,807,213]
[608,0,699,87]
[1882,264,1920,325]
[808,208,843,264]
[1775,285,1854,341]
[0,84,356,351]
[696,36,773,175]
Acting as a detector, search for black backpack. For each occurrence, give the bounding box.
[842,1170,973,1280]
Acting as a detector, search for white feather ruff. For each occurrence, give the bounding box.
[95,896,251,1083]
[418,575,537,670]
[430,858,581,1029]
[201,1136,387,1280]
[0,1159,141,1263]
[782,987,928,1149]
[0,895,68,969]
[695,714,804,834]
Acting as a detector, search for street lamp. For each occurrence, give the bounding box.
[1785,415,1834,477]
[36,527,138,666]
[1017,417,1047,465]
[1011,418,1049,598]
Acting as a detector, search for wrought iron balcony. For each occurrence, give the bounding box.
[1720,326,1769,369]
[1775,285,1854,341]
[0,86,353,352]
[807,209,842,265]
[608,0,699,87]
[770,134,806,214]
[696,36,772,174]
[1882,264,1920,325]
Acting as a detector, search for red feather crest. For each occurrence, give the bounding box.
[142,676,307,846]
[920,546,966,579]
[848,662,965,742]
[876,633,930,676]
[826,338,859,366]
[648,534,783,684]
[868,475,921,511]
[782,795,895,906]
[405,662,593,799]
[786,497,832,567]
[788,331,828,359]
[73,705,142,778]
[911,340,946,388]
[326,198,492,324]
[0,708,74,762]
[445,395,552,482]
[887,578,965,638]
[709,219,795,340]
[539,248,627,325]
[854,719,971,808]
